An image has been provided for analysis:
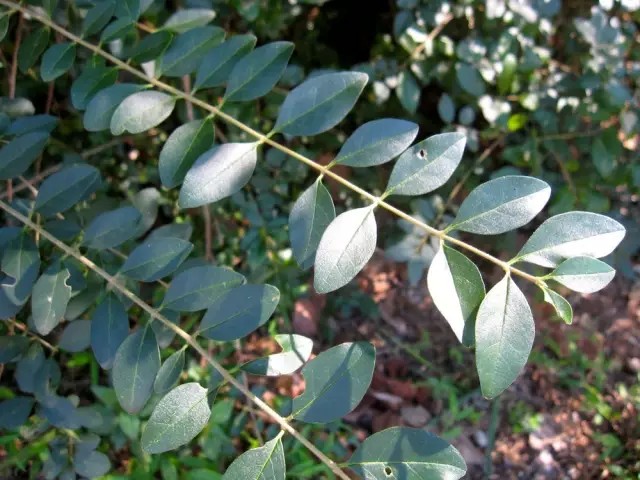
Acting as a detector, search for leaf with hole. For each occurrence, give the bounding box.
[35,164,101,217]
[32,263,72,335]
[82,206,141,250]
[194,34,257,91]
[291,342,375,423]
[153,349,185,395]
[385,132,466,196]
[334,118,419,167]
[84,84,146,132]
[159,119,215,188]
[427,244,485,346]
[547,256,615,293]
[346,427,467,480]
[1,232,40,306]
[222,436,285,480]
[40,43,76,82]
[313,206,377,294]
[448,176,551,235]
[162,265,245,312]
[274,71,368,136]
[163,9,216,33]
[179,142,258,208]
[0,397,35,430]
[541,286,573,325]
[141,383,211,454]
[158,26,225,77]
[0,131,49,180]
[289,179,335,270]
[91,293,129,370]
[82,0,116,36]
[513,212,626,267]
[18,27,50,73]
[121,237,193,282]
[112,326,160,414]
[70,66,118,111]
[110,91,176,135]
[476,274,534,399]
[242,334,313,376]
[224,41,294,102]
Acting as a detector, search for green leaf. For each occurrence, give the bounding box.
[179,142,258,208]
[0,397,35,429]
[141,383,211,454]
[18,27,50,73]
[346,427,467,480]
[121,237,192,282]
[84,83,146,132]
[547,256,615,293]
[0,97,35,118]
[100,18,135,43]
[292,342,375,423]
[222,436,285,480]
[513,212,626,268]
[32,264,72,335]
[110,91,176,135]
[159,119,215,188]
[163,9,216,33]
[40,43,76,82]
[70,66,118,111]
[427,245,485,346]
[313,207,377,294]
[82,0,116,36]
[74,450,111,478]
[273,72,368,136]
[128,30,173,64]
[6,114,58,136]
[0,335,29,363]
[15,344,44,394]
[385,132,466,196]
[112,326,160,414]
[289,179,335,270]
[194,34,257,91]
[162,265,245,312]
[448,176,551,235]
[224,41,294,102]
[35,164,100,217]
[1,232,40,306]
[0,131,49,180]
[334,118,419,167]
[158,26,225,77]
[476,274,534,399]
[153,349,185,395]
[0,13,9,43]
[541,286,573,325]
[148,223,193,242]
[456,62,485,97]
[40,395,81,429]
[59,319,91,352]
[91,294,129,370]
[198,284,280,341]
[396,71,420,114]
[114,0,140,21]
[438,93,456,123]
[82,206,141,250]
[242,334,313,376]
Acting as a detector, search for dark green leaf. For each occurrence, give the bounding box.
[427,245,485,346]
[541,286,573,325]
[198,284,280,341]
[128,30,173,64]
[40,43,76,82]
[121,237,193,282]
[71,66,118,111]
[334,118,419,167]
[158,26,225,77]
[0,335,29,362]
[40,395,81,429]
[100,18,135,43]
[0,97,35,118]
[35,164,100,216]
[153,349,185,395]
[82,206,141,250]
[114,0,140,21]
[0,131,49,180]
[0,397,34,429]
[6,114,58,136]
[110,91,176,135]
[82,0,116,36]
[59,320,91,352]
[148,222,193,242]
[274,72,368,136]
[242,334,313,376]
[313,207,377,294]
[476,275,534,399]
[159,119,215,188]
[84,83,146,132]
[194,34,257,91]
[438,93,456,123]
[289,179,335,270]
[1,232,40,306]
[18,28,50,73]
[292,342,375,423]
[386,132,466,196]
[0,13,9,43]
[141,382,211,454]
[547,256,615,293]
[15,344,45,394]
[91,293,129,369]
[162,265,245,312]
[112,326,160,414]
[222,436,285,480]
[32,264,72,335]
[163,9,216,33]
[224,42,294,102]
[179,142,258,208]
[346,427,466,480]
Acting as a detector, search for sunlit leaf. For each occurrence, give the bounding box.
[32,263,72,335]
[242,334,313,376]
[222,436,285,480]
[163,9,216,33]
[547,256,615,293]
[84,84,146,132]
[70,66,118,111]
[110,91,176,135]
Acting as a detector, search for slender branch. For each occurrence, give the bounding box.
[0,198,351,480]
[8,12,23,98]
[5,318,59,353]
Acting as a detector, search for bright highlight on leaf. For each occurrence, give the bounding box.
[547,256,615,293]
[222,436,285,480]
[110,91,176,135]
[242,334,313,376]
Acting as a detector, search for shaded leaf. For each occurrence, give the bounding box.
[40,395,81,429]
[84,83,146,132]
[0,335,29,363]
[35,164,101,217]
[396,71,420,114]
[121,237,193,282]
[59,320,91,352]
[6,114,58,136]
[194,34,257,91]
[15,344,45,394]
[32,264,72,335]
[222,436,285,480]
[242,334,313,376]
[18,27,50,73]
[456,62,485,97]
[71,66,118,111]
[153,349,185,395]
[128,30,173,64]
[163,9,216,33]
[82,0,116,36]
[82,206,141,250]
[158,26,225,77]
[0,397,34,429]
[100,18,135,43]
[74,450,111,478]
[541,286,573,325]
[0,131,49,180]
[41,43,76,82]
[110,91,176,135]
[91,293,129,369]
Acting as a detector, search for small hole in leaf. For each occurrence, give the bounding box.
[418,149,426,159]
[384,466,393,476]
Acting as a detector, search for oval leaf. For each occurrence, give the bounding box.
[82,206,141,250]
[163,8,216,33]
[32,264,72,335]
[427,245,485,346]
[313,207,377,294]
[291,342,375,423]
[2,232,40,306]
[82,0,116,36]
[242,333,313,376]
[274,71,368,136]
[289,179,335,270]
[73,450,111,478]
[70,66,119,111]
[158,26,225,77]
[334,118,419,168]
[0,131,49,180]
[346,427,467,480]
[91,293,129,370]
[179,142,258,208]
[59,319,91,352]
[449,176,551,235]
[541,286,573,325]
[18,27,50,73]
[475,275,534,399]
[0,335,29,363]
[41,43,76,82]
[194,34,257,91]
[128,30,173,64]
[153,349,185,396]
[110,91,176,135]
[101,17,135,43]
[141,383,211,454]
[120,237,193,282]
[513,212,626,267]
[112,326,160,414]
[385,132,466,196]
[84,84,146,132]
[0,397,35,429]
[548,256,615,293]
[35,164,101,217]
[222,436,285,480]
